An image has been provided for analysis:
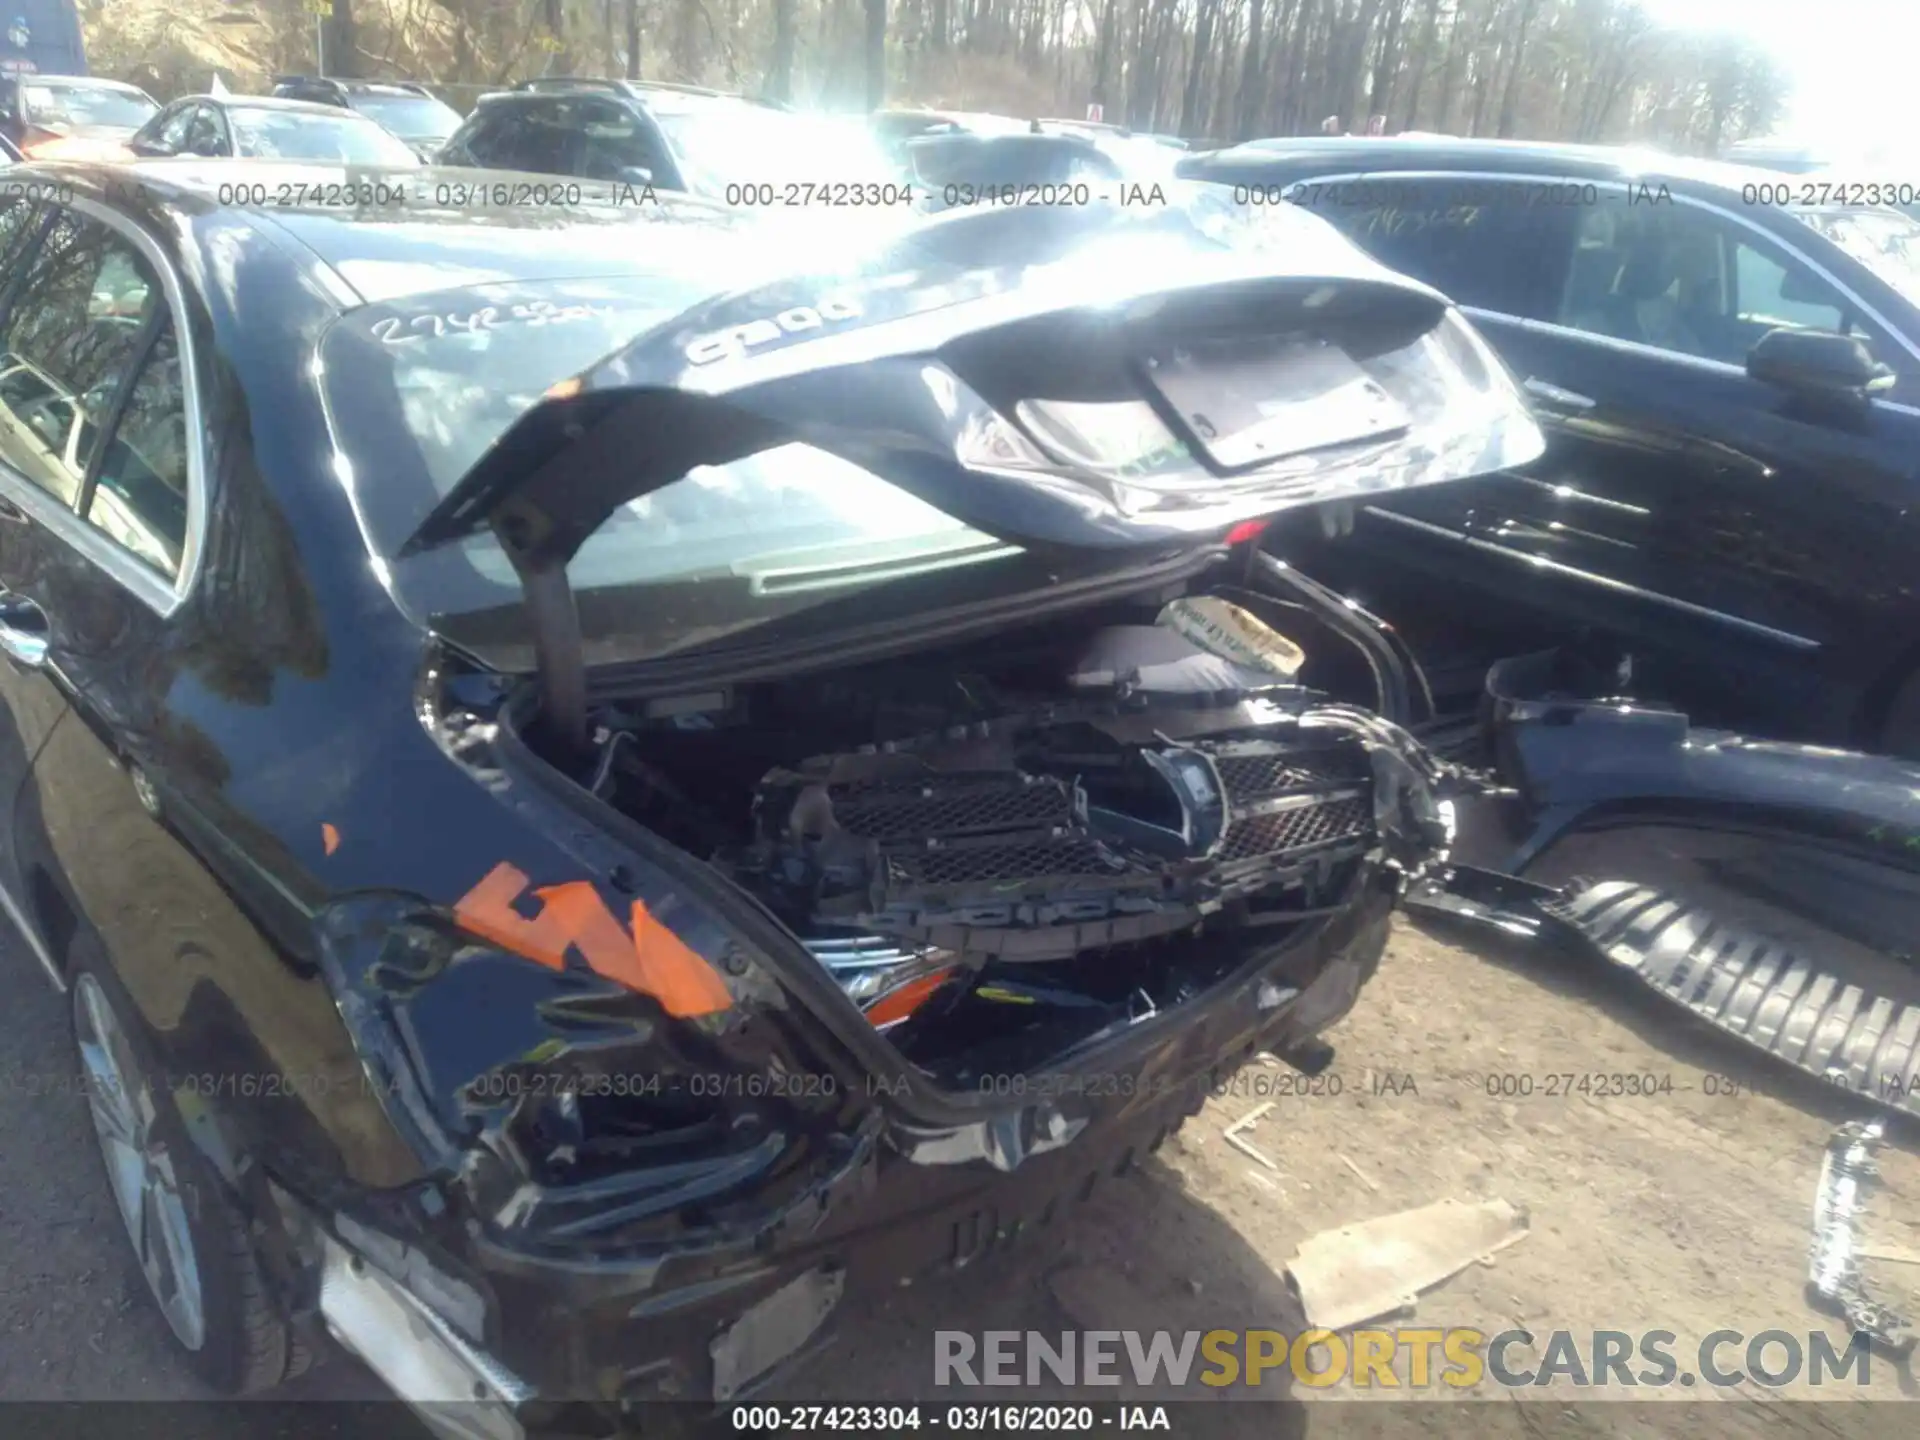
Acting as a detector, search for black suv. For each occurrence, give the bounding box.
[269,75,462,160]
[1179,137,1920,755]
[439,79,895,197]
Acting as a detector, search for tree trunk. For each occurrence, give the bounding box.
[1494,0,1540,137]
[1091,0,1118,108]
[1233,0,1266,140]
[1369,0,1404,125]
[626,0,642,78]
[1433,0,1471,132]
[538,0,573,74]
[865,0,887,109]
[1400,0,1441,129]
[1180,0,1219,136]
[1334,0,1380,132]
[323,0,357,78]
[768,0,797,97]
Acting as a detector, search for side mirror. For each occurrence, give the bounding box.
[1746,327,1895,404]
[619,165,653,186]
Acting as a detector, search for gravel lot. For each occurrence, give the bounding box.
[3,910,1914,1437]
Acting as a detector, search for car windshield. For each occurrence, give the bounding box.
[320,278,1024,669]
[650,100,900,190]
[1794,207,1920,310]
[349,91,462,139]
[20,82,156,130]
[229,108,422,165]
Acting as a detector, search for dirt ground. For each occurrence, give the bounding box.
[6,913,1917,1437]
[774,913,1920,1436]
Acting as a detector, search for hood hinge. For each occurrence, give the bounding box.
[497,507,590,758]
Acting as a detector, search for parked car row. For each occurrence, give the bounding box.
[0,75,1192,212]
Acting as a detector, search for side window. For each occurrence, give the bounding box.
[0,212,160,508]
[448,113,499,165]
[183,105,226,158]
[152,103,197,154]
[1309,178,1577,319]
[1552,203,1853,366]
[1732,242,1850,333]
[501,101,577,174]
[84,320,187,580]
[0,193,40,276]
[575,100,666,180]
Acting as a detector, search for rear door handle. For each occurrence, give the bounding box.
[0,495,28,523]
[1523,377,1597,411]
[0,594,47,670]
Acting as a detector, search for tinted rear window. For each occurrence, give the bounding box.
[320,275,1024,669]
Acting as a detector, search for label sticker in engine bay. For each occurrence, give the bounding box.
[1158,596,1305,678]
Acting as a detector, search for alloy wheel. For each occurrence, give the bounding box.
[73,972,206,1352]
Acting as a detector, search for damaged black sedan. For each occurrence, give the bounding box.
[0,161,1538,1432]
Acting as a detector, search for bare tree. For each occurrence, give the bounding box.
[768,0,797,95]
[82,0,1789,157]
[865,0,887,107]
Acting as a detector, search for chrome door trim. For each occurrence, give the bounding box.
[1509,474,1651,516]
[1522,376,1596,409]
[1361,505,1823,651]
[1468,306,1752,378]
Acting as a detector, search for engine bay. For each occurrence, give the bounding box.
[569,594,1424,1082]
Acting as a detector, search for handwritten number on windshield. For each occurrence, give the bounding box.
[371,300,615,346]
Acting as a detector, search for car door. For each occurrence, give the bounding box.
[0,190,54,962]
[0,203,186,985]
[1463,189,1920,732]
[0,197,427,1190]
[1301,171,1920,733]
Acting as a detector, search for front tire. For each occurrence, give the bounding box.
[71,958,306,1394]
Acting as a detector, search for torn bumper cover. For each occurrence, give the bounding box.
[315,875,1403,1414]
[1410,649,1920,1115]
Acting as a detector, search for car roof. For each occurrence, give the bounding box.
[30,159,760,306]
[181,94,370,119]
[24,76,150,93]
[315,80,432,96]
[1212,136,1774,192]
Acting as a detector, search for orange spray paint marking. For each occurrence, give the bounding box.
[321,823,341,856]
[863,968,954,1028]
[452,862,734,1015]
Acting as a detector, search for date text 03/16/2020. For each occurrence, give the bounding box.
[729,1406,1174,1431]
